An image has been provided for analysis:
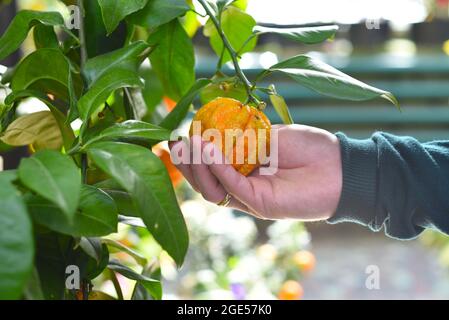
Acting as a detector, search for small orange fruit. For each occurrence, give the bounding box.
[293,250,316,273]
[189,97,271,176]
[278,280,304,300]
[153,145,183,187]
[163,96,177,112]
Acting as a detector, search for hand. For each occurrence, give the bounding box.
[170,124,343,221]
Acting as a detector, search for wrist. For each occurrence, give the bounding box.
[327,133,378,225]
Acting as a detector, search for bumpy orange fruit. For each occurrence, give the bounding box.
[190,97,271,176]
[278,280,304,300]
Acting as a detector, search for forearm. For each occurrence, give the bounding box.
[328,132,449,239]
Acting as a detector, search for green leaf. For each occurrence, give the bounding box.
[204,6,256,63]
[0,10,64,60]
[27,185,118,237]
[98,0,149,35]
[10,48,82,104]
[200,74,246,104]
[102,238,147,266]
[118,215,146,228]
[253,25,338,44]
[0,171,34,300]
[33,24,60,49]
[85,120,171,147]
[128,0,190,29]
[139,65,163,117]
[34,232,107,298]
[78,41,151,132]
[87,142,189,266]
[78,237,103,264]
[263,55,399,106]
[108,260,162,300]
[148,19,195,101]
[105,190,139,217]
[1,111,63,151]
[18,150,81,219]
[83,0,127,57]
[159,78,211,130]
[4,90,76,151]
[23,267,45,300]
[268,85,294,125]
[34,233,71,300]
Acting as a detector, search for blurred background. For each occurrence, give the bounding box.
[2,0,449,299]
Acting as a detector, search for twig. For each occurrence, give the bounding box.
[198,0,259,106]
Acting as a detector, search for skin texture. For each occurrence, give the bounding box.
[170,124,343,221]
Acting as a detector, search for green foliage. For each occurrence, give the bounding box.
[0,0,397,300]
[147,19,195,100]
[86,142,188,266]
[0,171,34,300]
[204,6,257,63]
[18,150,81,218]
[0,10,64,61]
[253,25,338,44]
[98,0,148,35]
[258,55,399,106]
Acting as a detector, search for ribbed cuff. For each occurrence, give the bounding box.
[327,133,378,227]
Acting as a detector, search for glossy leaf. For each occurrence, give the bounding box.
[4,90,76,151]
[78,41,151,130]
[10,48,82,104]
[83,0,127,57]
[204,6,256,63]
[268,85,294,125]
[253,25,338,44]
[159,78,211,130]
[118,215,146,228]
[148,19,195,101]
[0,10,64,60]
[34,233,71,300]
[263,55,398,106]
[98,0,149,35]
[106,190,139,217]
[1,111,63,151]
[87,142,189,266]
[128,0,190,29]
[0,171,34,300]
[33,24,59,49]
[200,74,246,104]
[27,185,118,237]
[108,260,162,300]
[102,238,147,266]
[85,120,171,147]
[78,237,103,264]
[18,150,81,219]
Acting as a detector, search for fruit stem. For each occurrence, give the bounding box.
[198,0,260,106]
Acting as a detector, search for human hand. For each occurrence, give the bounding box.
[170,124,343,221]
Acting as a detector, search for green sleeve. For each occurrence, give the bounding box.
[328,132,449,240]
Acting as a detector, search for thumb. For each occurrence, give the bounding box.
[204,142,260,212]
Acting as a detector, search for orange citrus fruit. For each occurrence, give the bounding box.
[278,280,304,300]
[189,97,271,176]
[293,250,316,273]
[163,96,177,112]
[153,145,183,187]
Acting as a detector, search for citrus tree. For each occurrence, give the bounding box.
[0,0,397,300]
